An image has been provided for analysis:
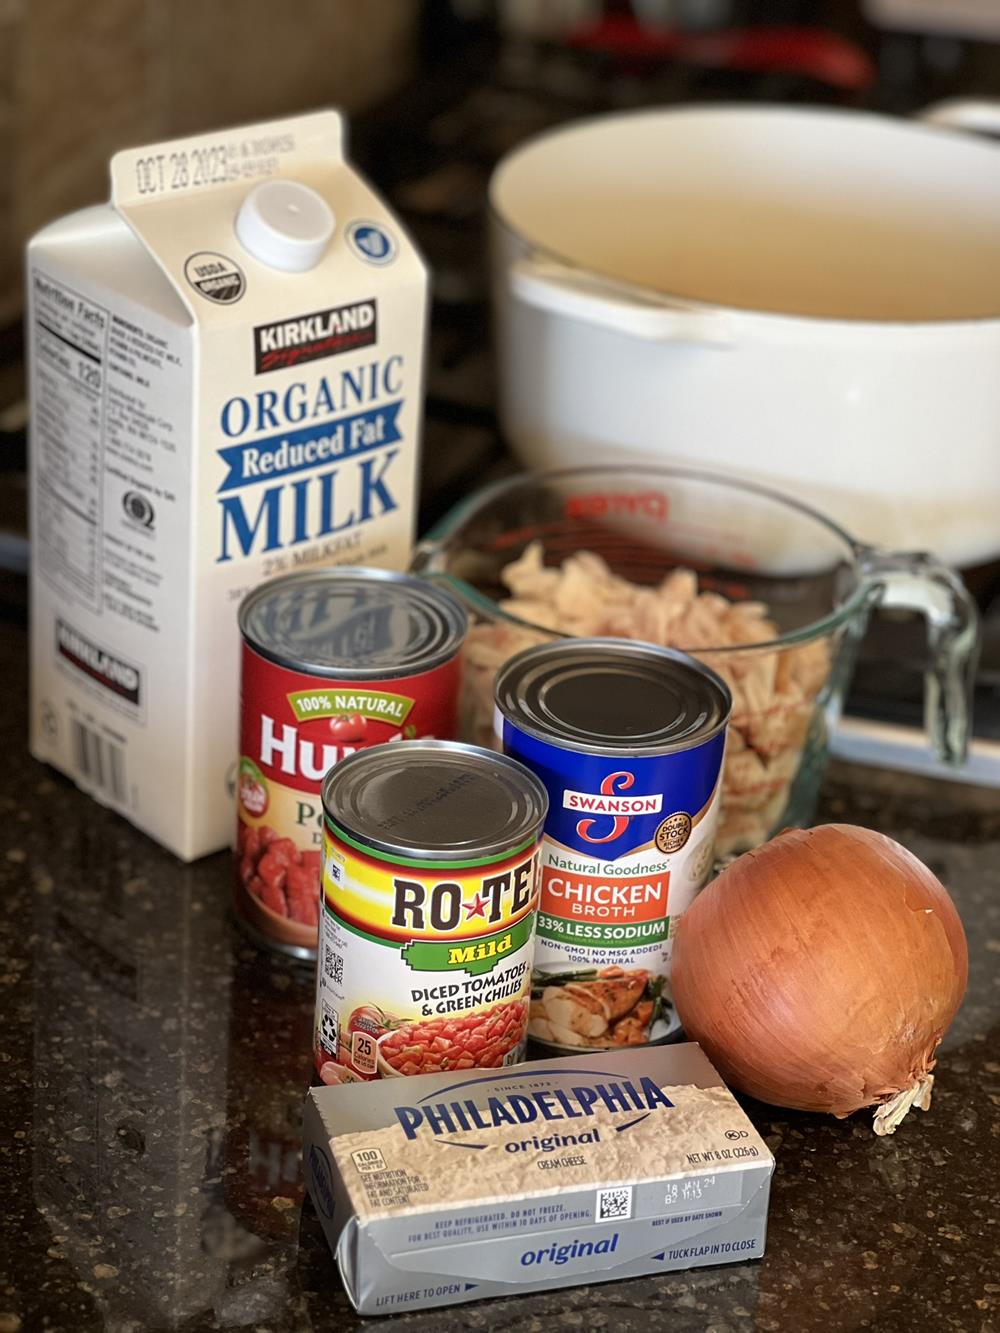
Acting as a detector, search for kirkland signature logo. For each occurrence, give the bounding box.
[254,299,377,373]
[56,620,142,706]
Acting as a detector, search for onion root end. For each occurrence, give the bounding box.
[872,1074,935,1136]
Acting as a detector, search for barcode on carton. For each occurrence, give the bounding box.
[71,721,127,805]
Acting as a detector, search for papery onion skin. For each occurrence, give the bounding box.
[672,825,968,1129]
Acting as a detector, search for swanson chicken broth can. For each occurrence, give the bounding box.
[237,569,467,960]
[494,639,731,1052]
[315,740,547,1082]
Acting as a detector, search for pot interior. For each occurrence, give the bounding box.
[490,106,1000,322]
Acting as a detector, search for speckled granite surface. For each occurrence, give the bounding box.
[1,616,998,1333]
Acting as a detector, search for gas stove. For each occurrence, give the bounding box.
[4,16,1000,783]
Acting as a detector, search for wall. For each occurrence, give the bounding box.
[0,0,421,325]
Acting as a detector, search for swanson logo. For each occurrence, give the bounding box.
[254,299,377,373]
[564,771,663,845]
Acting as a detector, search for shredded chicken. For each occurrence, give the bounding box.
[529,970,652,1048]
[462,541,831,854]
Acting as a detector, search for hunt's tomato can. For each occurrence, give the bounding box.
[236,569,468,960]
[314,740,547,1082]
[494,639,731,1053]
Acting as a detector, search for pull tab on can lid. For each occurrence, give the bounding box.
[235,179,334,272]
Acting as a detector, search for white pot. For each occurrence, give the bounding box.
[490,103,1000,568]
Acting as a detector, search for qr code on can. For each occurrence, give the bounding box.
[323,945,343,986]
[596,1186,632,1222]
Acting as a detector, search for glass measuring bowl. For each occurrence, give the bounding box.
[411,466,979,855]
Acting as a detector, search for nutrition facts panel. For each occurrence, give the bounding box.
[31,271,110,614]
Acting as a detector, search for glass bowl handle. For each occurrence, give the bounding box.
[856,549,981,765]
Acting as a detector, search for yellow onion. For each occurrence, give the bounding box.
[672,824,968,1135]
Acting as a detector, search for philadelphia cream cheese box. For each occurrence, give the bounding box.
[302,1043,774,1315]
[28,112,427,859]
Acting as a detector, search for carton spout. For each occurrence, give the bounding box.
[235,180,335,272]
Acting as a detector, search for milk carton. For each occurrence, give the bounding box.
[28,113,427,859]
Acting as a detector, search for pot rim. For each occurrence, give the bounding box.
[488,102,1000,331]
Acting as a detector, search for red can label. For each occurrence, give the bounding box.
[235,643,461,954]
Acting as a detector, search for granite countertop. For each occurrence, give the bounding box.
[1,613,998,1333]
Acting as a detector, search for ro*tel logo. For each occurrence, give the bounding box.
[563,772,663,845]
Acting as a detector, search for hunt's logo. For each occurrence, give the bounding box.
[564,771,662,845]
[254,299,377,373]
[257,712,363,781]
[56,619,142,706]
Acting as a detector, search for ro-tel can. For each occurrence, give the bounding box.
[494,638,731,1053]
[315,739,548,1082]
[236,569,468,961]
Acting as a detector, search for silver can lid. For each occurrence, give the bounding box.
[321,740,548,862]
[494,638,731,757]
[238,569,467,681]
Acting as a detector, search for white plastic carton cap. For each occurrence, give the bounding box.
[235,180,334,272]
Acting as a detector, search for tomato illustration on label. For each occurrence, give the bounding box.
[377,1000,528,1077]
[328,714,367,742]
[239,758,269,818]
[349,1004,389,1039]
